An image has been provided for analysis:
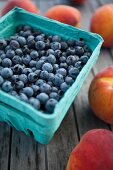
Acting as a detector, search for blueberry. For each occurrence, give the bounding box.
[40,83,51,94]
[59,56,66,63]
[39,50,45,57]
[0,50,4,55]
[46,49,55,55]
[52,35,61,42]
[54,50,62,58]
[54,73,64,87]
[35,79,46,86]
[27,35,34,41]
[30,50,39,59]
[40,56,47,62]
[6,49,15,59]
[12,55,22,64]
[47,81,53,86]
[17,36,26,47]
[23,87,34,97]
[34,70,41,77]
[75,40,85,47]
[2,58,12,67]
[51,87,58,93]
[22,68,32,75]
[53,64,59,72]
[45,41,50,49]
[22,30,31,38]
[51,42,61,50]
[80,55,89,64]
[32,67,36,72]
[1,68,13,79]
[31,85,40,95]
[16,25,23,32]
[60,82,70,92]
[36,60,45,70]
[23,45,30,54]
[13,64,23,74]
[29,60,37,68]
[28,73,38,83]
[74,61,82,69]
[11,75,19,83]
[29,97,40,109]
[0,76,4,86]
[40,71,49,80]
[50,92,59,100]
[45,99,58,113]
[66,55,79,65]
[0,40,7,50]
[83,45,90,52]
[1,54,6,60]
[35,35,44,41]
[68,67,79,79]
[27,38,35,48]
[15,49,23,56]
[9,90,18,96]
[23,25,32,31]
[47,54,56,64]
[2,81,12,92]
[15,81,24,89]
[42,63,53,73]
[65,76,74,85]
[56,68,67,77]
[19,93,28,102]
[60,63,68,69]
[67,39,75,46]
[0,66,3,71]
[36,93,49,105]
[84,52,91,57]
[48,73,55,82]
[61,41,68,50]
[19,74,28,84]
[5,46,11,52]
[35,41,45,50]
[66,47,75,55]
[75,46,84,56]
[22,55,31,65]
[10,40,20,50]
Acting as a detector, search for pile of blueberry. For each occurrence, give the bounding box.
[0,25,91,113]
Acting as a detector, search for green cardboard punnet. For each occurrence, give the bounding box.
[0,7,103,144]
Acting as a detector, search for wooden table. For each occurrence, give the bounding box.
[0,0,112,169]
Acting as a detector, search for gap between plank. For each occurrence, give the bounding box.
[72,104,80,141]
[7,128,12,170]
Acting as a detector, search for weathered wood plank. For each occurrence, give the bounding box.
[0,123,11,170]
[46,106,79,170]
[10,129,46,170]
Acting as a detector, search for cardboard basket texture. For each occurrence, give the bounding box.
[0,8,103,144]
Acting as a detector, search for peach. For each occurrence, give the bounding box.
[90,4,113,48]
[1,0,39,16]
[72,0,86,5]
[88,66,113,124]
[67,129,113,170]
[45,5,81,27]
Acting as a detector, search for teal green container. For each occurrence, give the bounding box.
[0,8,103,144]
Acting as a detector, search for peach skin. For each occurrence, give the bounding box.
[67,129,113,170]
[90,4,113,48]
[89,66,113,124]
[45,5,81,27]
[1,0,39,16]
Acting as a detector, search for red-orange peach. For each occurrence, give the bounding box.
[67,129,113,170]
[89,66,113,124]
[90,4,113,47]
[72,0,86,5]
[45,5,81,27]
[1,0,39,16]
